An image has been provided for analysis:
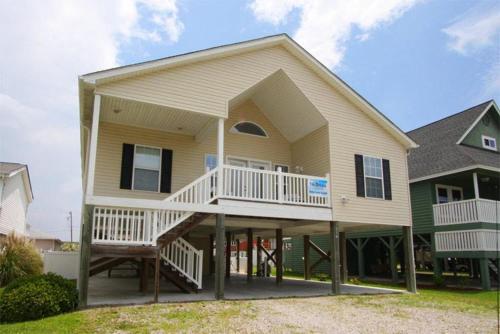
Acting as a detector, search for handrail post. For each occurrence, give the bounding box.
[277,167,283,203]
[152,211,158,246]
[198,250,203,289]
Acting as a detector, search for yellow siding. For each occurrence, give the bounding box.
[291,125,330,177]
[95,46,411,226]
[93,100,291,199]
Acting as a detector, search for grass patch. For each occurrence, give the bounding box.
[353,279,499,314]
[0,301,252,334]
[0,280,497,333]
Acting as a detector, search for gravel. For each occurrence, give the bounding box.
[230,296,497,334]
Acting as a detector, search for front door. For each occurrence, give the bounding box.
[226,157,271,198]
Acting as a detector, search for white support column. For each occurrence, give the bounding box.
[473,172,480,199]
[217,118,225,197]
[86,94,101,197]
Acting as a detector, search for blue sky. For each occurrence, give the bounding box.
[0,0,499,241]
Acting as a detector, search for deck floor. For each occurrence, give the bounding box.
[88,273,402,306]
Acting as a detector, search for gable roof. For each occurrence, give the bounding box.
[407,100,500,182]
[0,162,26,176]
[80,34,417,149]
[0,162,34,201]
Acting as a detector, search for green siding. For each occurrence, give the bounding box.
[410,181,434,234]
[285,170,499,272]
[462,107,500,150]
[284,235,331,275]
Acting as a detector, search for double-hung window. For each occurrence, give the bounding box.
[482,135,497,151]
[133,145,161,192]
[363,156,384,199]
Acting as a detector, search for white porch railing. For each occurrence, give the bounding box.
[92,207,156,245]
[433,199,500,226]
[91,168,219,245]
[221,165,330,207]
[91,166,331,246]
[435,229,500,252]
[161,237,203,289]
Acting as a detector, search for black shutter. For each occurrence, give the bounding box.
[160,149,173,193]
[354,154,365,197]
[120,144,134,190]
[382,159,392,200]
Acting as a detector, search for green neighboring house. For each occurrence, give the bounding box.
[284,100,500,290]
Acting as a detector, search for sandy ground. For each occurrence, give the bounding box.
[230,296,497,334]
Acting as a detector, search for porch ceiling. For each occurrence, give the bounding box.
[100,95,212,136]
[229,70,327,143]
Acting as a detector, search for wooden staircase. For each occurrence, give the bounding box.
[158,212,213,246]
[151,260,199,293]
[89,257,138,277]
[89,212,210,293]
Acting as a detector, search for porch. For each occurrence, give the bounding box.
[88,273,401,306]
[431,170,499,254]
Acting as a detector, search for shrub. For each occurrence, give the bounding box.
[315,273,329,281]
[0,233,43,287]
[0,273,78,323]
[348,277,361,285]
[61,242,79,251]
[433,274,445,288]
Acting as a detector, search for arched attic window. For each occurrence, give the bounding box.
[230,121,268,138]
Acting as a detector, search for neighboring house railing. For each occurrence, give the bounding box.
[433,199,500,226]
[435,229,500,252]
[161,237,203,289]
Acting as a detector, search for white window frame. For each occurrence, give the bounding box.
[229,121,269,138]
[273,164,290,173]
[226,155,272,170]
[363,155,384,199]
[132,144,162,193]
[481,135,497,151]
[434,184,463,204]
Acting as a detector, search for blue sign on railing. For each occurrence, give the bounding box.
[308,179,328,197]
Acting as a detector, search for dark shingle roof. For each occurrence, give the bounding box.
[407,100,499,180]
[0,162,26,176]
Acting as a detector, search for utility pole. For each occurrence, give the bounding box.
[68,211,73,243]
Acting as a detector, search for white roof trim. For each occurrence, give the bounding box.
[0,166,33,202]
[409,164,500,183]
[456,100,500,145]
[80,34,417,149]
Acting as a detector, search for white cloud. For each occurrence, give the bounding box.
[442,4,500,101]
[249,0,420,68]
[0,0,183,241]
[443,4,500,55]
[483,60,500,100]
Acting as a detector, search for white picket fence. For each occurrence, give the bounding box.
[434,229,500,252]
[433,199,500,226]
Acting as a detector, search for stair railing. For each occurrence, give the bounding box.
[153,167,219,242]
[91,168,218,246]
[161,237,204,289]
